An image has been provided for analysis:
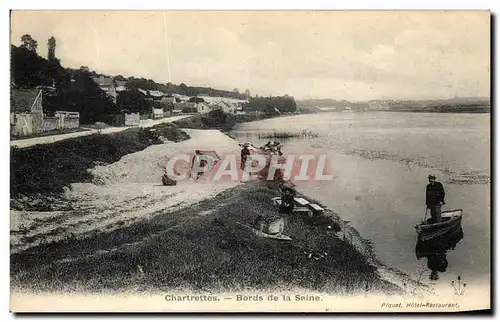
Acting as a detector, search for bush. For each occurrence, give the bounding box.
[181,107,197,113]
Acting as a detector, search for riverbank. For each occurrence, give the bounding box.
[172,110,272,131]
[10,126,428,299]
[11,178,424,296]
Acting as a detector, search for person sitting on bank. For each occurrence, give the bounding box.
[426,174,446,223]
[261,141,272,152]
[279,187,296,215]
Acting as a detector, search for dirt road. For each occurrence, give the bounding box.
[10,115,190,149]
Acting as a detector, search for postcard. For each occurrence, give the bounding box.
[9,10,491,313]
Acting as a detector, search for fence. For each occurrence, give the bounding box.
[101,114,125,127]
[125,113,140,125]
[41,114,80,132]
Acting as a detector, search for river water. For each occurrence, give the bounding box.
[230,112,490,291]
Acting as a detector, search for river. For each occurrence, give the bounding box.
[230,111,490,292]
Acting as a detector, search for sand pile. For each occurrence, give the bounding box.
[11,130,243,253]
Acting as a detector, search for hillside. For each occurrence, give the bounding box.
[11,33,252,124]
[71,68,250,101]
[297,97,490,113]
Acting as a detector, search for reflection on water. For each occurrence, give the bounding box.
[415,226,464,281]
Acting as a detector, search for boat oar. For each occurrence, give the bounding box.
[422,207,428,222]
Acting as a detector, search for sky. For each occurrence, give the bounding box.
[10,11,490,101]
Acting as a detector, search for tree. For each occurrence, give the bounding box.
[244,89,251,98]
[79,66,90,73]
[20,34,38,53]
[67,69,121,123]
[233,88,239,94]
[116,88,152,114]
[179,83,188,95]
[47,36,56,61]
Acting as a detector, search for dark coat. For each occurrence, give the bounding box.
[426,182,445,205]
[241,147,250,161]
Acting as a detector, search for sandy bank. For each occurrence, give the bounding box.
[11,129,242,253]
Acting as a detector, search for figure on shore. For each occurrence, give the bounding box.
[279,186,296,215]
[261,141,273,152]
[191,150,207,180]
[241,143,251,170]
[426,174,446,223]
[162,173,177,186]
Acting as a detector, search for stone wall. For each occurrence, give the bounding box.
[61,116,79,129]
[41,117,60,132]
[41,115,80,132]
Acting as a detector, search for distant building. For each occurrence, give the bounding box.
[149,90,165,100]
[137,88,149,96]
[10,88,43,136]
[161,94,175,105]
[152,107,164,119]
[92,76,118,103]
[10,89,79,136]
[187,97,212,114]
[115,79,128,92]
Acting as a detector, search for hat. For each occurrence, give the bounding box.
[428,174,436,179]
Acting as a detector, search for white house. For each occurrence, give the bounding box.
[10,88,43,136]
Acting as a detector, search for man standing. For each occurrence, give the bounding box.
[426,174,446,223]
[241,143,251,170]
[191,150,207,180]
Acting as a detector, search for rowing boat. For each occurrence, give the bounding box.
[415,209,463,241]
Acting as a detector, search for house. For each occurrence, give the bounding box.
[187,101,212,114]
[137,88,149,96]
[152,107,164,119]
[187,97,212,114]
[10,88,43,136]
[115,80,128,92]
[92,76,118,103]
[149,90,165,100]
[161,94,175,105]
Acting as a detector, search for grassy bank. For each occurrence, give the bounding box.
[173,110,269,131]
[10,123,190,211]
[11,181,401,295]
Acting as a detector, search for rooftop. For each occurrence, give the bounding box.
[92,77,115,87]
[11,88,41,113]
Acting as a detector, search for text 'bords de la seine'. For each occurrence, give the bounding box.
[236,294,323,302]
